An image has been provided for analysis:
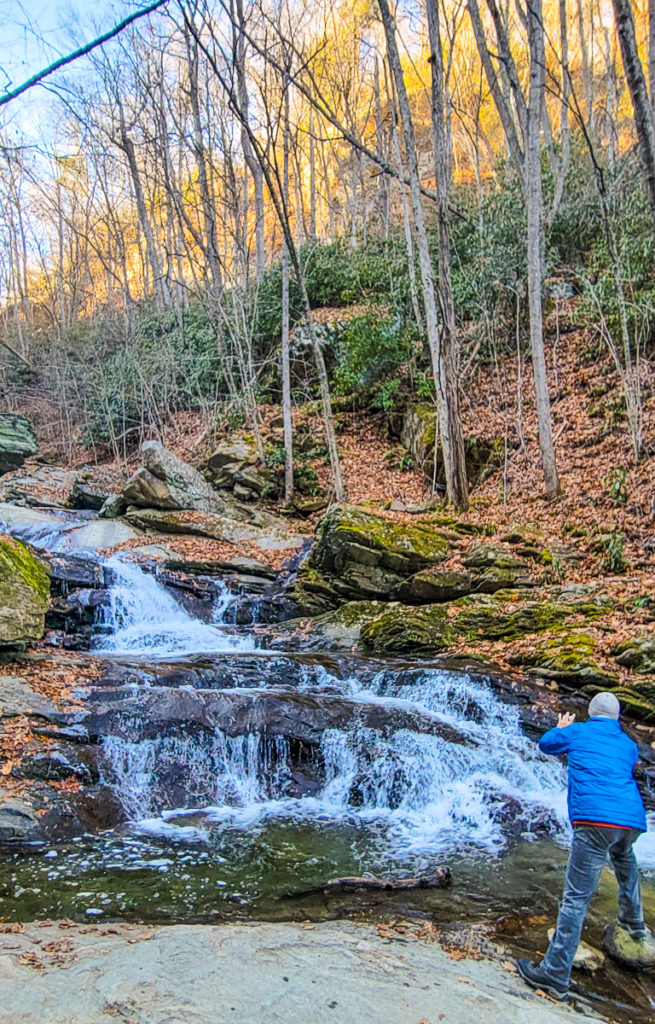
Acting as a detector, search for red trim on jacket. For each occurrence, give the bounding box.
[572,820,632,830]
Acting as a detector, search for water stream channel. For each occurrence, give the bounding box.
[2,513,655,1017]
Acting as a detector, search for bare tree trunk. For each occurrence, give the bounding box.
[185,26,223,304]
[379,0,464,507]
[373,55,390,240]
[549,0,571,224]
[282,84,294,502]
[526,0,560,497]
[118,113,166,309]
[577,0,594,135]
[234,0,266,282]
[426,0,468,509]
[467,0,525,186]
[613,0,655,227]
[386,62,424,333]
[650,0,655,116]
[308,109,317,239]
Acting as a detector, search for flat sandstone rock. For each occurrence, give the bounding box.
[0,919,602,1024]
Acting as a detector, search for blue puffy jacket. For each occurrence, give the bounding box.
[539,717,647,831]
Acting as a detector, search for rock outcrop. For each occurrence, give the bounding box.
[399,403,503,487]
[360,590,610,656]
[288,505,451,614]
[0,413,37,475]
[508,633,619,688]
[123,440,229,515]
[613,634,655,674]
[398,543,540,603]
[604,923,655,968]
[0,534,50,646]
[203,438,277,500]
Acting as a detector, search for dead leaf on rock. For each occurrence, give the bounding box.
[18,951,44,970]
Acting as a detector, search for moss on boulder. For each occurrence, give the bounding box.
[398,542,541,605]
[397,569,475,604]
[399,404,503,488]
[288,505,451,613]
[0,534,50,647]
[360,588,600,655]
[360,604,457,654]
[0,413,37,476]
[612,634,655,674]
[455,594,571,641]
[509,633,619,688]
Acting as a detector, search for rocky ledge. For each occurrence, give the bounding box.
[0,919,602,1024]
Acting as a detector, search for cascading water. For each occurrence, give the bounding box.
[97,556,255,657]
[101,666,570,858]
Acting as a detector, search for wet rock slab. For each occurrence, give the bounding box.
[80,684,478,747]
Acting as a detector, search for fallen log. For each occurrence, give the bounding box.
[285,866,451,899]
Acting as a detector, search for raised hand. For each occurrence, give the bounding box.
[556,712,576,729]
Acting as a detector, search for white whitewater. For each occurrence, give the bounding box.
[102,666,571,859]
[97,556,255,657]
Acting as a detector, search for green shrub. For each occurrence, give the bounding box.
[333,314,416,394]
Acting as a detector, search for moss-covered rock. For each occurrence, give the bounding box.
[0,413,37,476]
[0,534,50,647]
[272,601,394,651]
[397,542,541,605]
[360,604,457,654]
[288,505,451,613]
[360,587,601,655]
[612,634,655,674]
[399,404,503,488]
[510,633,619,688]
[455,595,571,641]
[608,682,655,722]
[397,569,475,604]
[604,923,655,968]
[463,543,528,572]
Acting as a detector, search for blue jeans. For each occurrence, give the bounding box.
[542,824,646,986]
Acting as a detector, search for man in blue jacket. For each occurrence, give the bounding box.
[517,691,648,1001]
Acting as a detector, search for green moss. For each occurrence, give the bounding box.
[456,599,570,641]
[0,534,50,647]
[613,634,655,673]
[360,604,457,654]
[0,537,50,602]
[518,632,619,687]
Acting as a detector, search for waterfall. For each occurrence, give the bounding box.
[96,556,255,657]
[102,667,569,858]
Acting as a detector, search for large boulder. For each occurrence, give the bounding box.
[508,633,619,688]
[69,479,118,512]
[0,464,76,507]
[604,923,655,968]
[0,675,60,720]
[398,543,540,603]
[0,414,37,476]
[124,441,235,515]
[360,604,457,655]
[0,534,50,647]
[0,797,44,843]
[360,592,586,655]
[613,634,655,674]
[288,505,451,614]
[399,404,502,487]
[203,439,277,499]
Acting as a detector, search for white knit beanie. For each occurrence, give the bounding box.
[588,692,620,720]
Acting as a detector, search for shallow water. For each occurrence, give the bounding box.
[3,542,655,1018]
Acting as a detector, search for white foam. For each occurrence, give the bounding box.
[96,556,255,657]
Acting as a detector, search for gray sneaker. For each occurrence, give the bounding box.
[516,958,569,1001]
